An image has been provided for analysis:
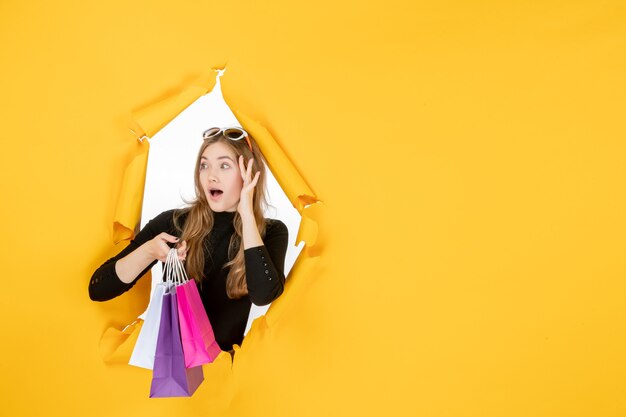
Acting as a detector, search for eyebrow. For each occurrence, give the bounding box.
[201,156,235,162]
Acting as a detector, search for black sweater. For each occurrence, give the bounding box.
[89,209,289,351]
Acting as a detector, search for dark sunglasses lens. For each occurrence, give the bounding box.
[224,128,244,140]
[203,127,220,138]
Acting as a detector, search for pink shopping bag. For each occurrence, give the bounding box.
[177,280,212,368]
[178,279,222,367]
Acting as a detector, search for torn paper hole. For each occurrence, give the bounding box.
[137,70,306,338]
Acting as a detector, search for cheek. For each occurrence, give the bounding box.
[199,172,213,194]
[231,168,243,185]
[231,174,244,192]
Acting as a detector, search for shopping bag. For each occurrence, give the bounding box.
[129,282,167,369]
[177,279,222,368]
[182,279,222,362]
[149,285,204,398]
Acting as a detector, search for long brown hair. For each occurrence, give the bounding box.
[172,130,270,299]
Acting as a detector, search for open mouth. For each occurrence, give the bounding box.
[209,189,224,200]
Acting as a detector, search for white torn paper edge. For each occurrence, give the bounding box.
[137,70,303,336]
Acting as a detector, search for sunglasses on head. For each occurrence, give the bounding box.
[202,127,253,152]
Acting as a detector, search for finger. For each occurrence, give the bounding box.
[251,171,260,186]
[247,158,254,180]
[177,241,187,253]
[159,233,180,243]
[239,155,246,180]
[156,243,172,262]
[241,157,250,183]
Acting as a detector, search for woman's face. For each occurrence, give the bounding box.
[199,141,244,212]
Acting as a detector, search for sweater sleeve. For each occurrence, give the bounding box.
[88,210,178,302]
[243,219,289,306]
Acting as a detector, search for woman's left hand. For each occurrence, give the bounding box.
[237,155,260,218]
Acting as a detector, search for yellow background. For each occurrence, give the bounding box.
[1,1,625,416]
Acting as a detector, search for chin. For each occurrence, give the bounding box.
[209,203,236,213]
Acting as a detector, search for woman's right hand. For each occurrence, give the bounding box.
[143,233,187,263]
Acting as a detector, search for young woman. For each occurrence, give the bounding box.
[89,127,289,355]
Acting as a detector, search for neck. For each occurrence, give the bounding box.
[213,210,236,215]
[212,210,236,220]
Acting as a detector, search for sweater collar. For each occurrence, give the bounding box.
[212,210,236,228]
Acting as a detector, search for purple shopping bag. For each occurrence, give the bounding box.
[179,279,222,363]
[149,285,203,398]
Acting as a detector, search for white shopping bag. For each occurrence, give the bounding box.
[129,282,168,369]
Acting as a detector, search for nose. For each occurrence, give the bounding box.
[208,167,219,183]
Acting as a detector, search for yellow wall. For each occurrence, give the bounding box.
[1,1,625,416]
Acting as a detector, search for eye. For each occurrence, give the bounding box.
[199,162,208,170]
[221,163,230,169]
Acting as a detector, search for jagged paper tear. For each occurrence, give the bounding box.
[100,68,325,367]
